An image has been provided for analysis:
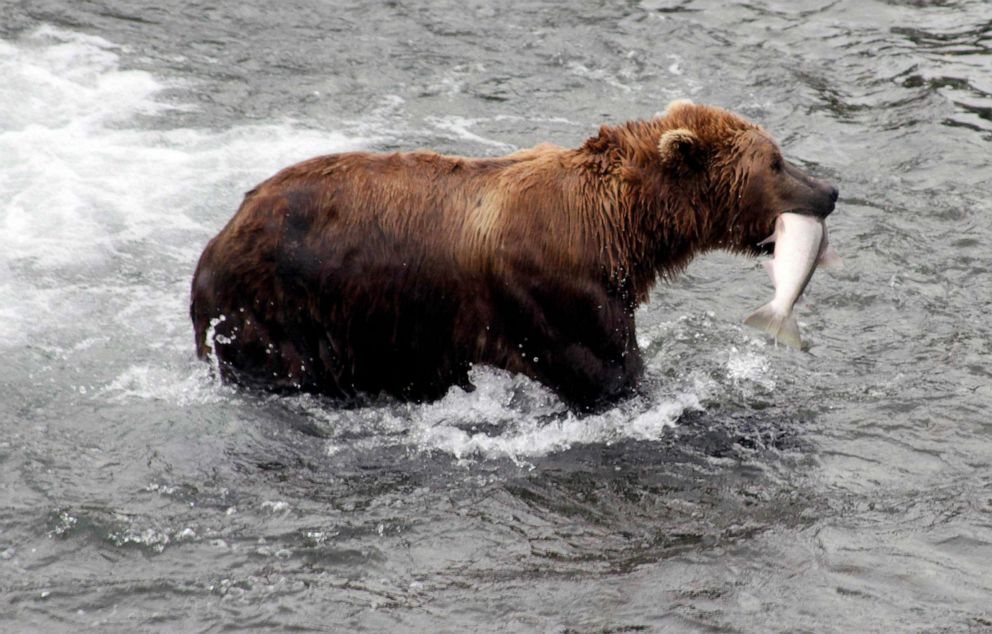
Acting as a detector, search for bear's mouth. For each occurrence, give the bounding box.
[785,207,831,219]
[752,216,780,255]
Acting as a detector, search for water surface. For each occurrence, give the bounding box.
[2,1,991,632]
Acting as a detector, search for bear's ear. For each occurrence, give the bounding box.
[658,128,703,171]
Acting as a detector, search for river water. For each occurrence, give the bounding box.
[2,1,991,632]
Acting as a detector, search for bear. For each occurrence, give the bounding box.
[190,100,837,410]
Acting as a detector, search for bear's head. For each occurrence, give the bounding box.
[657,100,838,256]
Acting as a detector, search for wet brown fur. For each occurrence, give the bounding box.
[191,101,830,409]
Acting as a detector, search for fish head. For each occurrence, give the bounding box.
[721,128,838,255]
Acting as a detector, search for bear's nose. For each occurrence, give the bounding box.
[828,185,839,203]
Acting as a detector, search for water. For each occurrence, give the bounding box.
[2,1,991,631]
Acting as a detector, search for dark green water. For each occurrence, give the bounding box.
[1,1,991,631]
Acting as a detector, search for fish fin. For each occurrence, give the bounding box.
[744,304,803,350]
[761,259,775,284]
[818,245,843,269]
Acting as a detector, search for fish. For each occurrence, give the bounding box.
[743,212,841,349]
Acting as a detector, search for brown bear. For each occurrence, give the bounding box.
[190,100,837,410]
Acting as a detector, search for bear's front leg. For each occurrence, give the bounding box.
[490,277,643,410]
[540,338,643,410]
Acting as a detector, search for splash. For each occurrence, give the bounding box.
[305,367,717,463]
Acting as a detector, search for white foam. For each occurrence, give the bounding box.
[409,370,711,462]
[0,26,367,268]
[305,367,714,463]
[0,26,168,131]
[102,363,231,406]
[0,27,368,354]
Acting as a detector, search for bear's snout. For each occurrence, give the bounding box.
[818,181,839,217]
[786,163,839,219]
[819,182,839,217]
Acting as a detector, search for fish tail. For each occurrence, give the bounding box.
[743,304,803,350]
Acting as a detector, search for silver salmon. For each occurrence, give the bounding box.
[744,212,840,349]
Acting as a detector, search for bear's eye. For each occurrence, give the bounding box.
[771,157,783,172]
